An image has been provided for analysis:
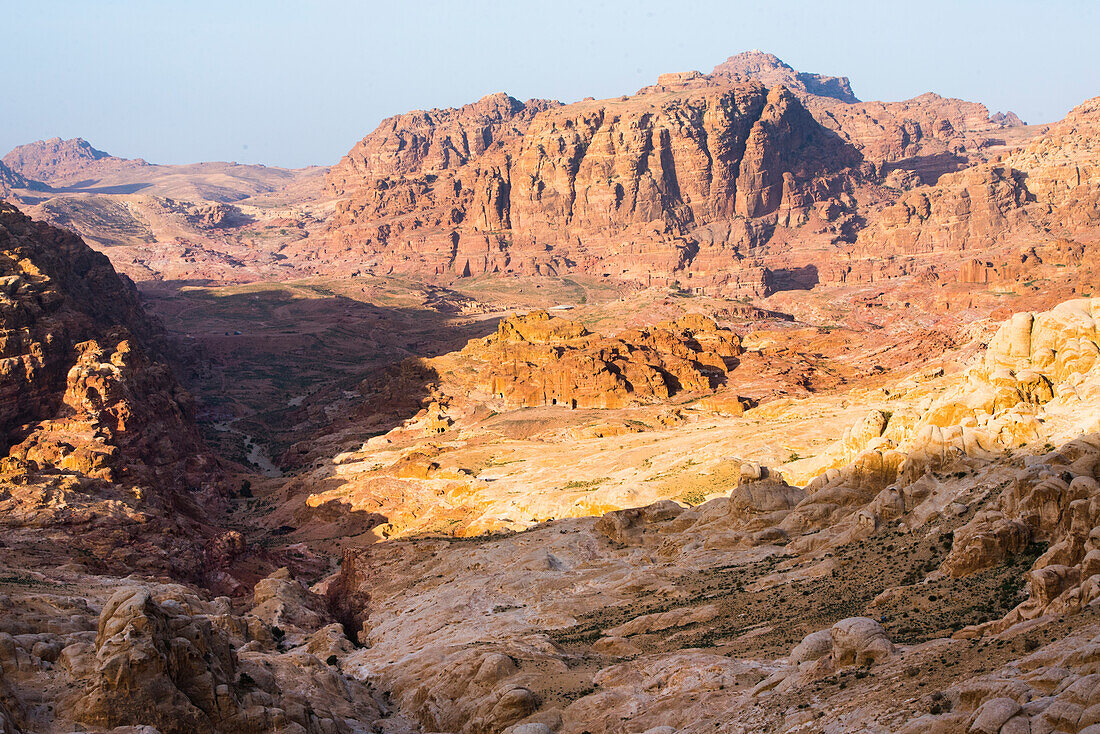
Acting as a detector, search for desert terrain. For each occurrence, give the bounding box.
[0,51,1099,733]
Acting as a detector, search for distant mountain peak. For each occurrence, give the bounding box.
[711,50,860,103]
[2,136,141,186]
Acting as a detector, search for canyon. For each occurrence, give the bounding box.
[0,50,1099,734]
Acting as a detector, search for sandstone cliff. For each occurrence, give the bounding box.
[0,202,226,578]
[309,75,866,282]
[457,310,742,409]
[845,95,1100,298]
[306,52,1056,299]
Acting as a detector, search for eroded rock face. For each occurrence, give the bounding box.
[854,96,1100,287]
[75,587,238,732]
[829,616,895,666]
[856,164,1032,255]
[0,162,42,199]
[708,50,859,103]
[0,203,225,578]
[187,202,244,229]
[317,92,557,279]
[0,202,161,441]
[297,52,1074,302]
[595,500,684,546]
[1005,96,1100,228]
[310,68,865,281]
[250,567,331,634]
[1,137,140,187]
[455,310,742,409]
[0,568,390,734]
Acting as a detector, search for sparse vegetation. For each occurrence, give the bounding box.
[677,488,709,506]
[562,477,610,490]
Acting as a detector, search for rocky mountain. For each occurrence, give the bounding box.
[2,136,321,203]
[0,136,329,284]
[298,52,1054,302]
[0,161,43,197]
[3,49,1100,734]
[306,79,866,280]
[709,49,860,102]
[1,137,128,186]
[0,55,1060,306]
[0,201,231,580]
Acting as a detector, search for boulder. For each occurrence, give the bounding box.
[830,617,895,667]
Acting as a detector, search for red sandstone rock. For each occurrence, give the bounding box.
[302,53,1073,305]
[0,202,227,578]
[450,310,742,409]
[1,137,143,186]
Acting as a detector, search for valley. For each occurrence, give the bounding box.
[0,49,1099,734]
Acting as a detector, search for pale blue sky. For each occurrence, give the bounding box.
[3,0,1097,168]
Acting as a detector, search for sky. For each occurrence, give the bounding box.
[3,0,1098,169]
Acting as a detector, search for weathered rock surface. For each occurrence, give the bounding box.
[1,137,126,186]
[306,65,867,281]
[707,50,859,103]
[299,51,1070,304]
[278,298,1100,732]
[0,162,42,198]
[0,202,226,578]
[0,568,394,733]
[457,310,742,409]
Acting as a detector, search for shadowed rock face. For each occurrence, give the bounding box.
[0,162,42,196]
[0,202,227,578]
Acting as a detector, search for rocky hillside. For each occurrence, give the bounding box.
[0,204,422,734]
[264,297,1100,733]
[1,137,126,186]
[299,51,1048,295]
[7,269,1100,733]
[0,162,42,197]
[0,201,231,579]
